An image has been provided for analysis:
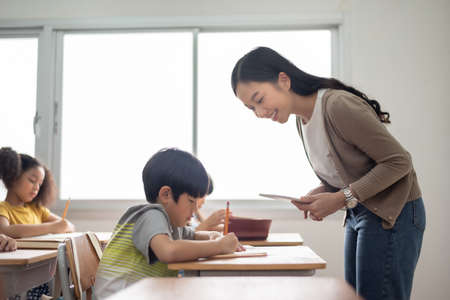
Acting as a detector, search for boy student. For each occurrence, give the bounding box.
[95,148,243,298]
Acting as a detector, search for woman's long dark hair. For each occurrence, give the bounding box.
[231,47,390,123]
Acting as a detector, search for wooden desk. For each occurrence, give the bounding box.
[240,233,303,246]
[0,249,57,297]
[168,246,326,276]
[16,231,112,250]
[105,277,363,300]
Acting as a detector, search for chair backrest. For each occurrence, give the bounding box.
[57,232,102,300]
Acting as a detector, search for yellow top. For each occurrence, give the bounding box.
[0,201,50,224]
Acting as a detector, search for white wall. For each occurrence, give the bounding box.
[1,1,449,299]
[349,3,450,299]
[0,0,342,18]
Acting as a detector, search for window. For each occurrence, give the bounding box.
[197,31,330,199]
[0,37,38,154]
[0,20,338,202]
[0,36,38,200]
[60,32,193,199]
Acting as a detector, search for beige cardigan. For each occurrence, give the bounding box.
[296,89,421,229]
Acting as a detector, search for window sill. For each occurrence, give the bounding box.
[52,198,344,221]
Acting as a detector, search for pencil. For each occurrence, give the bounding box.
[62,198,71,220]
[224,201,230,235]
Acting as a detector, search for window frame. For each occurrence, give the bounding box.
[0,15,348,212]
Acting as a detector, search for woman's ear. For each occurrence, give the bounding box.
[158,186,172,204]
[278,72,291,91]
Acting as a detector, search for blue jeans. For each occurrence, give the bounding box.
[344,198,425,300]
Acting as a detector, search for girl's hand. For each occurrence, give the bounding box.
[0,234,17,252]
[291,191,346,220]
[197,209,229,231]
[204,209,227,228]
[53,219,76,233]
[217,232,240,254]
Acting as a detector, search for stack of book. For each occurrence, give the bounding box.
[16,232,112,249]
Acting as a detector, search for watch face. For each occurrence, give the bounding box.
[347,199,358,209]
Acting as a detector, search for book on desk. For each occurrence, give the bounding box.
[16,232,112,249]
[207,247,267,260]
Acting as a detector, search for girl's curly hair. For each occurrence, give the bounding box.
[0,147,57,207]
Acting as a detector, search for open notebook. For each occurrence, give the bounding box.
[16,232,111,249]
[206,246,267,259]
[208,251,267,259]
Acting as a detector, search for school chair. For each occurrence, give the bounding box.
[57,232,103,300]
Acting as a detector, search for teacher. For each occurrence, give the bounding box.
[231,46,425,300]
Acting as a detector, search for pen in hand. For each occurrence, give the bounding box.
[62,197,71,220]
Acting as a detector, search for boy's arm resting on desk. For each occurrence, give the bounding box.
[0,215,75,238]
[150,233,240,263]
[194,230,221,240]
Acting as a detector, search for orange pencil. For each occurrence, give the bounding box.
[62,198,71,220]
[224,201,230,235]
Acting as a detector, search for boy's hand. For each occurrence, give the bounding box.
[208,231,222,240]
[235,243,246,252]
[217,232,240,254]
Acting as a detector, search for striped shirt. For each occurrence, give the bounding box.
[94,204,194,299]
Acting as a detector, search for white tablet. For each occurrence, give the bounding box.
[259,193,309,204]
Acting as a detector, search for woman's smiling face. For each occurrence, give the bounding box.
[235,79,292,124]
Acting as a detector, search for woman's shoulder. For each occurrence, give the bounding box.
[323,89,373,116]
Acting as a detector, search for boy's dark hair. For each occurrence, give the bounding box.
[142,148,209,203]
[0,147,57,207]
[207,174,214,195]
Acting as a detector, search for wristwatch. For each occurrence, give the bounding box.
[343,187,358,209]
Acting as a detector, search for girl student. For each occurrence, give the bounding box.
[0,147,75,237]
[230,47,425,300]
[0,147,75,299]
